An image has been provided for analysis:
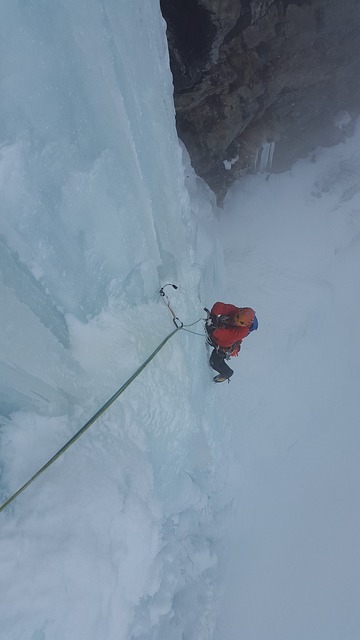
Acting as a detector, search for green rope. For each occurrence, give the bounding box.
[183,317,205,328]
[182,328,205,336]
[182,316,208,337]
[0,325,181,515]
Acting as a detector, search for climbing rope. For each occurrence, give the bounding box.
[0,284,207,515]
[0,324,180,515]
[182,328,205,336]
[182,319,206,337]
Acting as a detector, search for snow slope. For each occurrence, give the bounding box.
[216,125,360,640]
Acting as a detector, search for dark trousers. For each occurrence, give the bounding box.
[209,349,234,379]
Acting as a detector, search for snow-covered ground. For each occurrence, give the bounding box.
[216,129,360,640]
[1,1,359,639]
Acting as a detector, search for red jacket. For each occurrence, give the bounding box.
[210,302,251,348]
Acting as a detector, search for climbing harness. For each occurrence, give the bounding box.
[0,284,206,515]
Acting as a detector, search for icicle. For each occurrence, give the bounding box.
[257,141,276,173]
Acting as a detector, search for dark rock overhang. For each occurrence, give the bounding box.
[161,0,360,200]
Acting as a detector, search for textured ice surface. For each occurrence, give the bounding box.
[0,2,227,639]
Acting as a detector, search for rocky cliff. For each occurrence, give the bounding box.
[160,0,360,199]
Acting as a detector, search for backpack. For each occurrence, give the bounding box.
[249,316,258,333]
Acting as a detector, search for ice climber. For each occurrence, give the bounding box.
[205,302,258,383]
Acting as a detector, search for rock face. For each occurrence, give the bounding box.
[160,0,360,199]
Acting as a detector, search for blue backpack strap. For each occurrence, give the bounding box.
[249,315,258,332]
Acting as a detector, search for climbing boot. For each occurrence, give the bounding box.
[213,374,230,383]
